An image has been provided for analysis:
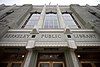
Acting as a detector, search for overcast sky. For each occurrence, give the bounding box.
[0,0,100,5]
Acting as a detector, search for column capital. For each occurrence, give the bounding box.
[67,39,77,49]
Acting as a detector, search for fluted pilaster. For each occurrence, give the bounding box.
[36,4,46,28]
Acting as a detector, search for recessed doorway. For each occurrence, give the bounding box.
[37,53,65,67]
[38,61,64,67]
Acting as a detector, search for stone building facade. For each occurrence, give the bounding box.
[0,4,100,67]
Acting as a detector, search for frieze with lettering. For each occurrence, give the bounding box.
[74,34,96,38]
[3,34,30,38]
[37,33,65,41]
[41,34,61,38]
[73,33,100,41]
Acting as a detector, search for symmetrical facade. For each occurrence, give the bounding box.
[0,4,100,67]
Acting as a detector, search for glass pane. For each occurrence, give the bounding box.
[24,14,40,28]
[40,63,49,67]
[11,63,21,67]
[0,63,8,67]
[53,63,63,67]
[82,63,92,67]
[63,14,78,28]
[44,14,59,28]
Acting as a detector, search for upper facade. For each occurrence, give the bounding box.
[0,4,100,48]
[0,4,100,34]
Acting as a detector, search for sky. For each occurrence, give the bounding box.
[0,0,100,5]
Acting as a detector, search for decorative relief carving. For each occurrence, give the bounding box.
[0,19,9,30]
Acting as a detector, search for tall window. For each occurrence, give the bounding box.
[62,14,78,28]
[24,14,40,28]
[44,14,60,28]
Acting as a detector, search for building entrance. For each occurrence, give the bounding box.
[37,53,65,67]
[38,61,64,67]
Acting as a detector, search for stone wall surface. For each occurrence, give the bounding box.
[0,4,33,38]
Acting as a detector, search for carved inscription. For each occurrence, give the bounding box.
[4,34,30,38]
[41,34,61,38]
[74,34,96,38]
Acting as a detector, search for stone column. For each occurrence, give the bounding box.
[36,4,46,28]
[28,50,38,67]
[23,49,38,67]
[56,4,66,28]
[65,49,80,67]
[70,49,80,67]
[23,49,33,67]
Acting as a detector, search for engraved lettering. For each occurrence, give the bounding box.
[41,34,61,38]
[58,34,61,38]
[41,34,44,38]
[45,34,48,38]
[74,34,96,38]
[4,34,30,38]
[26,35,30,38]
